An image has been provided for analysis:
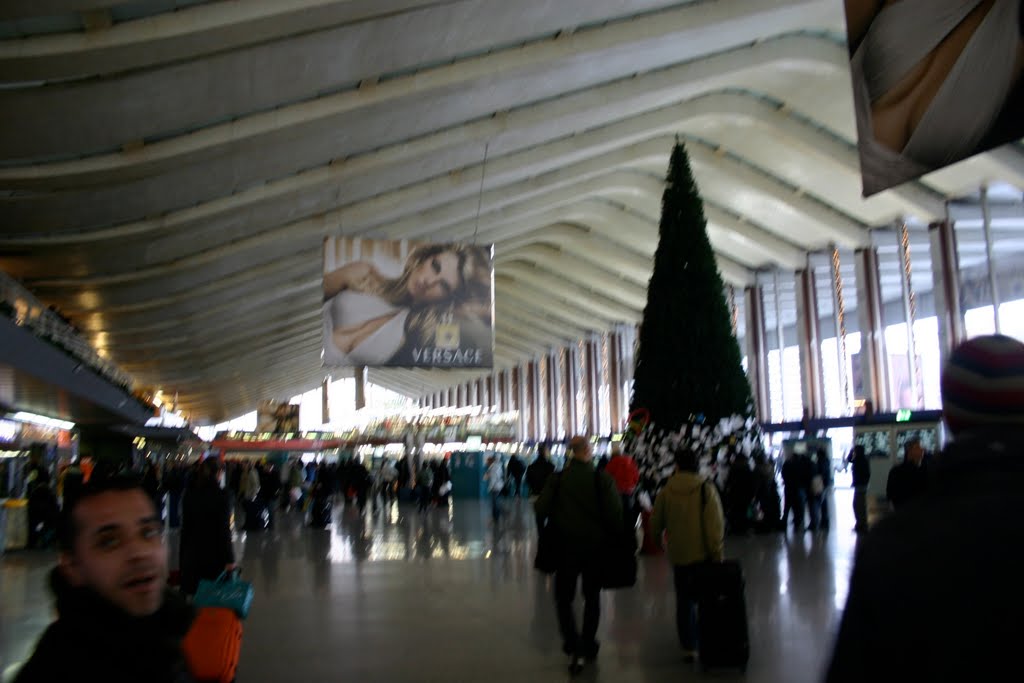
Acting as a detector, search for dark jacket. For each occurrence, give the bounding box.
[534,459,622,556]
[885,459,927,509]
[850,452,871,488]
[15,570,196,683]
[525,456,555,495]
[507,455,526,479]
[179,480,234,595]
[827,429,1024,683]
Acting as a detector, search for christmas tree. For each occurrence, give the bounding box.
[629,141,759,496]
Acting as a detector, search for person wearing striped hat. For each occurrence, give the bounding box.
[826,335,1024,683]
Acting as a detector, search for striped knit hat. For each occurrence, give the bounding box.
[941,335,1024,435]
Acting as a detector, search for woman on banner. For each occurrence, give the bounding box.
[322,243,492,366]
[846,0,1024,195]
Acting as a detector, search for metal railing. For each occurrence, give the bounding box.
[0,272,135,391]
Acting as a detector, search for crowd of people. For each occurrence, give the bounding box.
[9,333,1023,682]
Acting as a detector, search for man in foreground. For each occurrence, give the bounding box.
[535,436,622,675]
[826,335,1024,682]
[15,472,197,682]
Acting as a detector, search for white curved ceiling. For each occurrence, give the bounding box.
[1,0,1021,421]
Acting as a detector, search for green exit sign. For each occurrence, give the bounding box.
[896,409,913,423]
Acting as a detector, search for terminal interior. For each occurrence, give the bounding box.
[1,1,1023,681]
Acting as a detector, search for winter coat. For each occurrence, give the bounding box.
[525,457,555,495]
[605,454,640,494]
[651,471,725,567]
[885,459,928,509]
[179,481,234,595]
[827,429,1024,683]
[534,459,621,556]
[15,570,196,683]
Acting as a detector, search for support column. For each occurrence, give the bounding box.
[607,330,622,432]
[503,368,513,413]
[549,350,562,439]
[516,364,528,441]
[354,366,367,410]
[448,386,456,409]
[586,336,600,435]
[528,360,540,441]
[855,247,892,413]
[744,285,770,423]
[796,267,826,417]
[564,347,578,436]
[981,185,1002,333]
[485,375,494,410]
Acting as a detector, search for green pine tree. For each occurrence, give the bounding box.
[630,142,753,432]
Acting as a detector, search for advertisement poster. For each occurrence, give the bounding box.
[256,401,300,434]
[322,237,495,368]
[845,0,1024,196]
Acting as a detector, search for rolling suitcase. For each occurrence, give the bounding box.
[697,559,749,672]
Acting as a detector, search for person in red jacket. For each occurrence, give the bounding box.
[605,443,640,527]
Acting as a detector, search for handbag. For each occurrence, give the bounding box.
[595,474,638,590]
[194,569,255,620]
[533,474,561,574]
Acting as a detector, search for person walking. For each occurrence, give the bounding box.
[506,454,526,498]
[535,436,622,675]
[651,449,726,663]
[416,463,434,513]
[810,449,833,532]
[849,445,871,533]
[604,443,641,528]
[179,458,235,596]
[780,452,804,532]
[885,437,928,510]
[526,443,555,498]
[484,456,506,524]
[827,335,1024,682]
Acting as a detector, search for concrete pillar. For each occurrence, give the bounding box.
[796,267,826,417]
[855,247,892,413]
[607,330,622,432]
[586,336,601,435]
[744,285,770,423]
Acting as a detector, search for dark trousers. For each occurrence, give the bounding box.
[853,486,868,530]
[673,564,700,650]
[555,553,602,655]
[782,487,805,529]
[490,492,502,522]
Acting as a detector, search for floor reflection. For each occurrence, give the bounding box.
[2,491,865,683]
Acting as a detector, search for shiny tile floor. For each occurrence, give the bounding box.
[2,490,861,682]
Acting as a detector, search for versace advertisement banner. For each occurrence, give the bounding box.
[322,237,495,369]
[845,0,1024,196]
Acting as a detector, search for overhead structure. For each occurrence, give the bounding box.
[0,0,1021,421]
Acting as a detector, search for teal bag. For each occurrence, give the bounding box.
[194,569,254,620]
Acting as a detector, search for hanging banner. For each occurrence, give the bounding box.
[256,401,300,434]
[322,237,495,368]
[845,0,1024,196]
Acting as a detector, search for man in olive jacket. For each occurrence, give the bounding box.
[651,449,725,660]
[535,436,622,673]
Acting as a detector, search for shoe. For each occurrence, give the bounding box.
[568,655,585,676]
[581,641,600,661]
[683,649,697,663]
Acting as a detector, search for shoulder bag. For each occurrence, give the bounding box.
[595,472,638,589]
[533,474,562,574]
